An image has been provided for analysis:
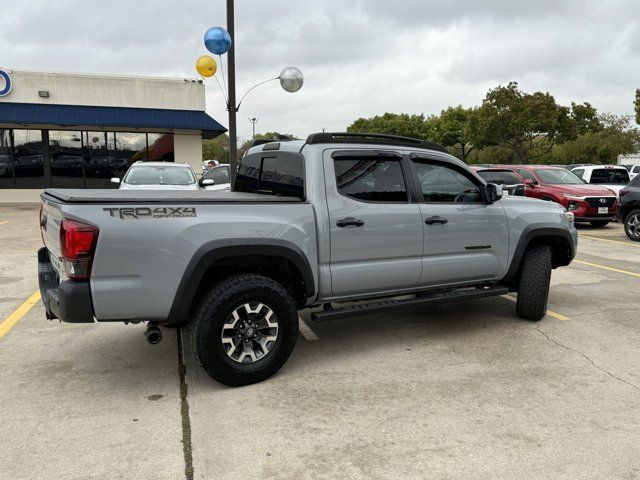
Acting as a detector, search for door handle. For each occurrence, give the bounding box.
[425,216,448,225]
[336,217,365,228]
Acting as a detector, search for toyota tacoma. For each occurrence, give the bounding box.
[38,133,577,386]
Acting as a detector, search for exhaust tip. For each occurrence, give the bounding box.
[145,326,162,345]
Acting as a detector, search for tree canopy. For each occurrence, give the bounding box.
[345,82,639,165]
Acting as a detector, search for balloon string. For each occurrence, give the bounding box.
[236,77,279,110]
[214,74,228,104]
[218,54,229,104]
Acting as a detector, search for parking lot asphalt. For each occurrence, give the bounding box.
[1,204,639,480]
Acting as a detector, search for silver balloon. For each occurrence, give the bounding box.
[279,66,304,93]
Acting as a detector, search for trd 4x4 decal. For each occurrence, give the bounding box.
[103,207,197,219]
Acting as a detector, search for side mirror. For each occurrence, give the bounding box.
[523,178,536,187]
[484,183,503,204]
[110,177,121,185]
[200,179,215,186]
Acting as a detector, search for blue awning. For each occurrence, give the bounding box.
[0,102,227,139]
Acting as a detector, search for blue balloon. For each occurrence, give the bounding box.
[204,27,231,55]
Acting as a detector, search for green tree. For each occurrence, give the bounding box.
[635,89,640,125]
[474,82,572,164]
[347,113,433,139]
[551,114,640,165]
[202,134,230,163]
[430,106,479,162]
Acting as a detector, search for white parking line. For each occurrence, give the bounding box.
[298,317,319,341]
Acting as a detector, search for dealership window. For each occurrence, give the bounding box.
[13,130,45,188]
[116,132,147,163]
[0,129,175,189]
[49,131,84,188]
[147,133,175,162]
[0,129,13,188]
[83,132,116,188]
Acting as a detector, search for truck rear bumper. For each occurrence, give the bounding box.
[38,247,94,323]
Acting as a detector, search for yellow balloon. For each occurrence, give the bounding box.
[196,55,217,78]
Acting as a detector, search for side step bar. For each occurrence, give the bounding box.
[310,286,509,323]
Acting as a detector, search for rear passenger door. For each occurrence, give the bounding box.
[410,156,509,286]
[325,151,424,297]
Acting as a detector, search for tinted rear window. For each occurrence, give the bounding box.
[476,170,522,185]
[234,151,305,198]
[590,168,629,184]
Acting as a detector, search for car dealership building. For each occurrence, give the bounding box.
[0,68,226,203]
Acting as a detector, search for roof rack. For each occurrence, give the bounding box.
[305,132,448,153]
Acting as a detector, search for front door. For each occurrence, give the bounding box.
[410,156,509,286]
[325,150,424,297]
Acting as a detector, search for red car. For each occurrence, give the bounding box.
[501,165,618,227]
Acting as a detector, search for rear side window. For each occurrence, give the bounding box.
[572,168,585,179]
[517,169,536,181]
[633,165,640,173]
[590,168,630,185]
[333,157,407,203]
[235,152,305,198]
[477,170,522,185]
[203,166,229,184]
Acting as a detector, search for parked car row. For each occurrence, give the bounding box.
[110,162,231,191]
[475,165,618,227]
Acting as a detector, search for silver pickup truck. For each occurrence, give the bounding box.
[38,133,577,386]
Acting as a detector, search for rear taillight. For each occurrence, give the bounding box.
[619,188,628,197]
[60,218,99,280]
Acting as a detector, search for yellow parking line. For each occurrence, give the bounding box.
[0,220,9,225]
[575,259,640,279]
[579,234,640,248]
[501,295,569,321]
[0,290,41,339]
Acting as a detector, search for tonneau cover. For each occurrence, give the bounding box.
[42,188,304,204]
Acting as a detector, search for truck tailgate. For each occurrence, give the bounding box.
[40,195,65,276]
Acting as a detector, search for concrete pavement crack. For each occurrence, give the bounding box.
[534,325,640,393]
[177,328,195,480]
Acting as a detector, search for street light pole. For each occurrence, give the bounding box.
[249,117,258,139]
[226,0,238,185]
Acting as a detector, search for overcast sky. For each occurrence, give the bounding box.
[2,0,640,143]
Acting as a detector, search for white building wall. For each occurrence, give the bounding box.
[174,134,204,173]
[0,70,205,111]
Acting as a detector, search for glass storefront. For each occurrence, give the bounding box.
[49,130,84,188]
[14,130,45,189]
[0,129,174,189]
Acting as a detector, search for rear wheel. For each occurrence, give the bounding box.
[516,244,552,321]
[187,274,299,386]
[589,220,610,227]
[624,209,640,242]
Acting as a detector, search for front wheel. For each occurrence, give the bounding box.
[187,274,299,386]
[589,220,610,227]
[624,209,640,242]
[516,244,552,321]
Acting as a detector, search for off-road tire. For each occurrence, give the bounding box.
[589,220,610,228]
[186,274,298,386]
[516,244,552,321]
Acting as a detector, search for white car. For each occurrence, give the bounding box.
[570,165,630,196]
[112,162,200,190]
[623,164,640,180]
[199,164,231,191]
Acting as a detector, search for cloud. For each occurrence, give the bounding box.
[1,0,639,143]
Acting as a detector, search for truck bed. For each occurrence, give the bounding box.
[43,188,305,204]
